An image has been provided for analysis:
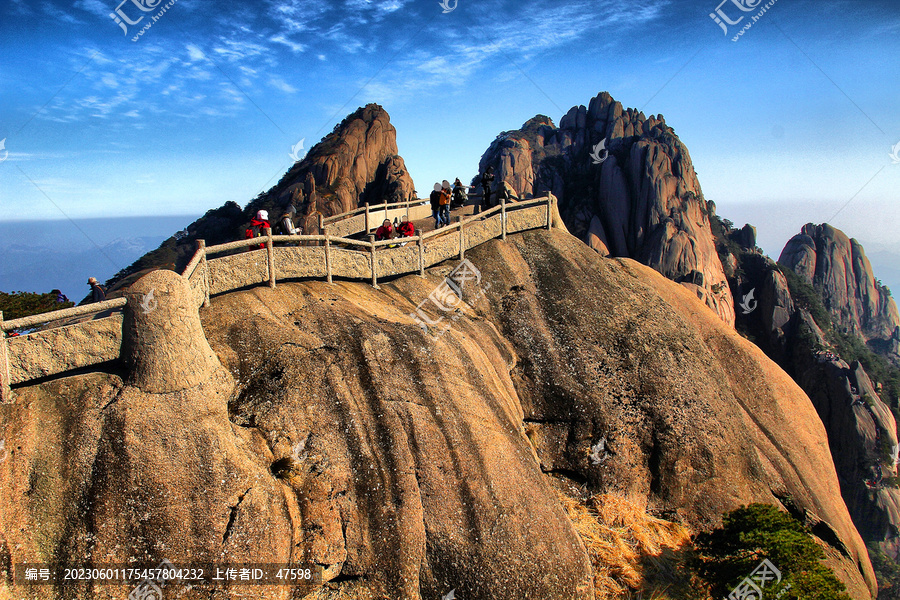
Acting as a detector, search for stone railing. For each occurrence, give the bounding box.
[321,198,435,239]
[0,195,556,401]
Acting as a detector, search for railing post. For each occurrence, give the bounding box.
[365,203,370,233]
[325,234,333,284]
[458,216,465,260]
[265,227,276,288]
[197,239,210,307]
[501,197,507,240]
[417,229,425,277]
[318,213,324,235]
[368,235,378,289]
[545,195,552,230]
[0,311,11,403]
[405,199,410,221]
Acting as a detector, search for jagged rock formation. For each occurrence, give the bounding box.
[474,92,735,326]
[780,223,900,345]
[724,221,900,565]
[0,228,876,599]
[103,104,416,290]
[261,103,416,234]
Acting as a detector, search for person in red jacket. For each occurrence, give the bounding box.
[245,209,270,249]
[375,219,395,241]
[396,215,415,237]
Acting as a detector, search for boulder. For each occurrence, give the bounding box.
[122,269,223,394]
[730,223,757,250]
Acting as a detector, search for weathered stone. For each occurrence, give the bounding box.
[474,91,736,326]
[780,223,900,342]
[7,314,123,385]
[2,228,876,599]
[122,269,222,394]
[730,223,757,249]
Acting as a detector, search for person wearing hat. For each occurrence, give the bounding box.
[87,277,106,303]
[245,209,271,249]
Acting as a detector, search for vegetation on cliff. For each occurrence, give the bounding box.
[694,504,850,600]
[0,290,73,322]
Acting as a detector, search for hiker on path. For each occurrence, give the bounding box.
[480,167,495,210]
[430,183,443,229]
[452,178,468,208]
[244,210,270,249]
[275,207,298,236]
[87,277,106,303]
[438,183,452,227]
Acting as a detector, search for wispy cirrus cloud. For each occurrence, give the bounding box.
[348,0,670,106]
[269,77,297,93]
[270,34,305,53]
[73,0,109,18]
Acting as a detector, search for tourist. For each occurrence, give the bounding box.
[452,178,468,208]
[430,183,443,228]
[52,289,69,303]
[375,219,395,241]
[275,209,298,236]
[87,277,106,303]
[438,183,451,227]
[245,209,270,249]
[397,215,415,237]
[480,166,495,210]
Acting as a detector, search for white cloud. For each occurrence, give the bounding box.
[213,39,269,62]
[271,34,305,53]
[269,77,297,93]
[186,44,206,61]
[73,0,109,18]
[41,1,85,24]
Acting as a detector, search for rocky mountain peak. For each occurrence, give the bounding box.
[780,222,900,344]
[475,91,735,326]
[267,102,416,232]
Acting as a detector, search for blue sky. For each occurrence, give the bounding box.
[1,0,899,258]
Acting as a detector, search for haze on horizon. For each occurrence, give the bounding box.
[1,0,899,259]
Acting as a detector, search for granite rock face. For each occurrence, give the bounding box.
[104,105,417,290]
[729,224,900,563]
[0,228,875,599]
[474,92,735,326]
[269,104,417,232]
[122,269,222,394]
[780,223,900,343]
